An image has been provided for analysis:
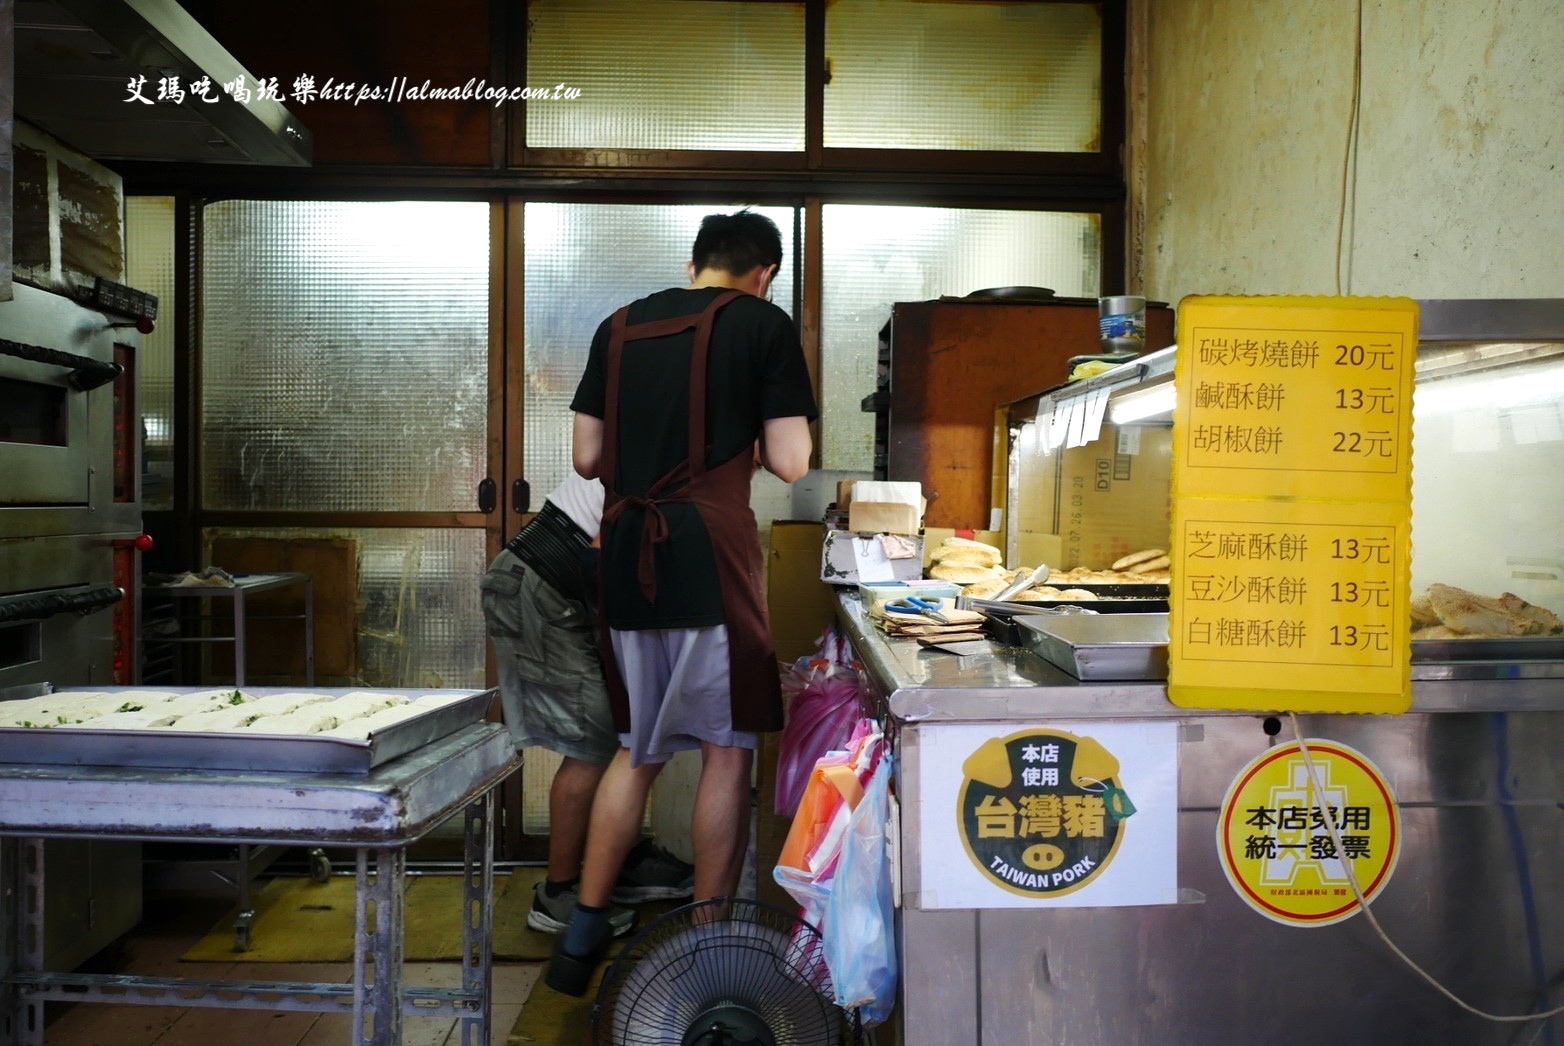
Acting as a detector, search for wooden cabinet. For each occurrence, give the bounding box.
[883,299,1175,529]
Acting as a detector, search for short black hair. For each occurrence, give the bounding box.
[691,210,783,277]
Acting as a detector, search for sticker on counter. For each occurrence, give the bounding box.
[1217,739,1400,927]
[915,721,1179,909]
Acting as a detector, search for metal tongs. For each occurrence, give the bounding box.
[994,564,1052,602]
[885,596,951,624]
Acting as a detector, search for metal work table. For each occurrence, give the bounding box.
[0,722,520,1046]
[835,593,1564,1045]
[142,572,316,686]
[836,594,1564,721]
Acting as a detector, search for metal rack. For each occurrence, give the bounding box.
[0,722,519,1046]
[141,572,316,686]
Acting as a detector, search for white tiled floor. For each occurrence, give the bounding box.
[40,889,544,1046]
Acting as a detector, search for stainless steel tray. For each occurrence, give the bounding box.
[1412,636,1564,663]
[964,596,1169,616]
[1016,613,1170,681]
[0,687,497,774]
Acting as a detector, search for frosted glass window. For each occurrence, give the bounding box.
[125,196,177,511]
[203,526,487,690]
[525,0,805,151]
[825,1,1102,151]
[523,203,796,497]
[819,205,1100,470]
[201,201,489,512]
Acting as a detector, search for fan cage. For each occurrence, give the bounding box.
[591,897,871,1046]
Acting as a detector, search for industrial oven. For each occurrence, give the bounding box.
[0,280,147,969]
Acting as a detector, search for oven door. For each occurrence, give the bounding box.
[0,283,121,511]
[0,536,124,691]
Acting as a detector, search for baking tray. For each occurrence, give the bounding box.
[1035,582,1171,597]
[1412,636,1564,663]
[0,687,497,775]
[964,595,1169,616]
[1016,613,1170,681]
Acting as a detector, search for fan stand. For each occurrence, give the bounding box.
[684,1003,777,1046]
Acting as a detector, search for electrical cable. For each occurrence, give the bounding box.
[1335,0,1364,296]
[1494,713,1558,1046]
[1288,714,1564,1025]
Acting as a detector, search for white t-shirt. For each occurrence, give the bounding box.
[547,472,605,538]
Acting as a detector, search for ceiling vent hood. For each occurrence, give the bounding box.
[14,0,312,166]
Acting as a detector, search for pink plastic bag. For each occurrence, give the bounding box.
[775,626,868,816]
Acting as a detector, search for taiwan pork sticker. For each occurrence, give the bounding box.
[958,728,1136,898]
[1217,739,1401,926]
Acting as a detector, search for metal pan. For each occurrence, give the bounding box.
[962,595,1170,617]
[1041,582,1171,597]
[1412,636,1564,663]
[1015,613,1170,681]
[0,687,497,774]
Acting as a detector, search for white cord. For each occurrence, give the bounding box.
[1288,713,1564,1023]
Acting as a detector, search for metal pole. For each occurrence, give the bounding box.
[454,793,496,1044]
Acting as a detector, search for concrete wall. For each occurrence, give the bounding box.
[1140,0,1562,304]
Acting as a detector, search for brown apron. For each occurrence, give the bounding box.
[596,290,783,734]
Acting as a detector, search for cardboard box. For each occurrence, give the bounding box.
[846,480,925,536]
[767,521,840,664]
[820,530,925,585]
[847,500,921,535]
[1012,422,1173,569]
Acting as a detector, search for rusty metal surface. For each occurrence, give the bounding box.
[0,687,496,774]
[0,722,518,846]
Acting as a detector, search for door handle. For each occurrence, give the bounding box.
[0,337,123,391]
[477,477,496,513]
[0,586,123,624]
[511,480,531,515]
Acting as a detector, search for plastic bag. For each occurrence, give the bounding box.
[774,730,898,1025]
[822,748,897,1026]
[774,725,881,926]
[775,626,868,816]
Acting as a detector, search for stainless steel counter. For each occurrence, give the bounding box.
[833,594,1564,1046]
[835,593,1564,721]
[0,723,520,1046]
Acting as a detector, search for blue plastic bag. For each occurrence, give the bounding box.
[821,749,898,1026]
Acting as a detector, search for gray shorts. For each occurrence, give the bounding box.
[609,625,760,768]
[480,549,618,765]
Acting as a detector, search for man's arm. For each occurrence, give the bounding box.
[760,415,811,483]
[573,412,604,479]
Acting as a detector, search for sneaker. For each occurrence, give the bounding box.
[526,881,637,938]
[611,839,695,904]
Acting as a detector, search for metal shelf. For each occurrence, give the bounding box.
[140,572,315,686]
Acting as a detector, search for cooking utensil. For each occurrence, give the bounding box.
[966,286,1056,301]
[886,596,950,624]
[994,564,1051,602]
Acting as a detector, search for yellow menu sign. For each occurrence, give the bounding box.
[1168,296,1418,713]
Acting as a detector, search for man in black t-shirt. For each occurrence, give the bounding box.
[547,211,816,996]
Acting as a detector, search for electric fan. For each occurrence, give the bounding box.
[590,897,865,1046]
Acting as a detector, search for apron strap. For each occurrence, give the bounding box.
[601,304,632,489]
[686,290,743,476]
